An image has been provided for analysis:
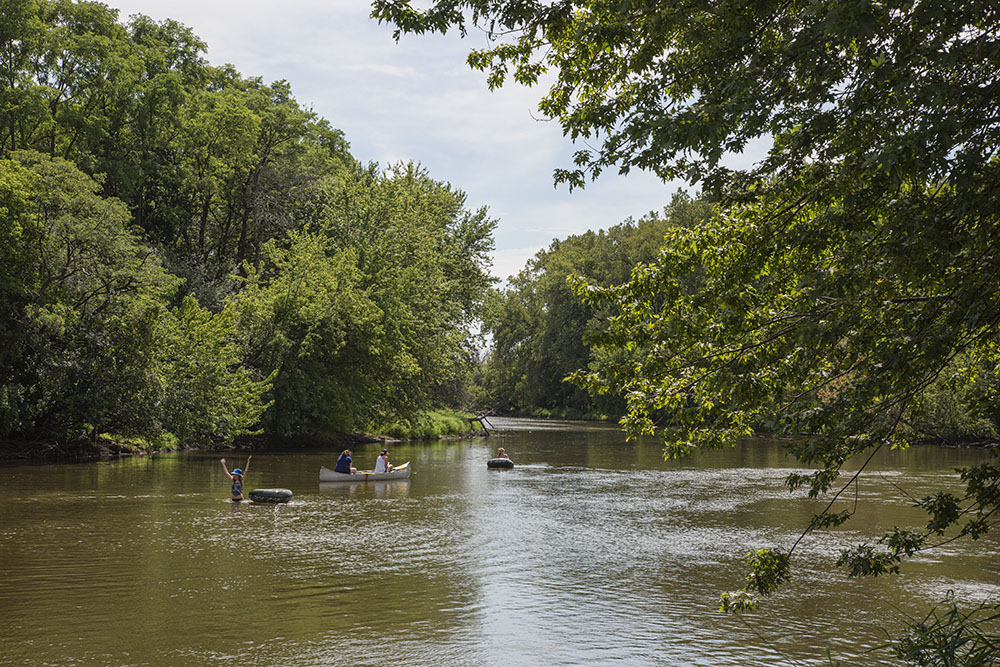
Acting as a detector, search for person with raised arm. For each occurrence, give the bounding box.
[220,455,251,501]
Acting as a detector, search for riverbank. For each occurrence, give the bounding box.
[371,409,486,440]
[0,438,160,462]
[501,408,618,422]
[9,416,990,464]
[0,410,488,463]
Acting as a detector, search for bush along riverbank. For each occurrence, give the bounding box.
[370,409,486,441]
[0,432,183,462]
[0,410,488,462]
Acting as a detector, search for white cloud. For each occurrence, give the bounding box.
[340,63,423,78]
[109,0,768,262]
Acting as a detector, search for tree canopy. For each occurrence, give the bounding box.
[481,192,712,418]
[0,0,496,447]
[374,0,1000,630]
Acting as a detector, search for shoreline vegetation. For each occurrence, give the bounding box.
[4,3,996,470]
[0,3,497,462]
[0,409,488,462]
[4,415,993,464]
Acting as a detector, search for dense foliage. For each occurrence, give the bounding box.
[374,0,1000,653]
[480,192,711,418]
[0,0,495,447]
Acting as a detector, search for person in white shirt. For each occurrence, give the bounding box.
[374,448,394,473]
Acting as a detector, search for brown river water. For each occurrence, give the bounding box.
[0,417,997,666]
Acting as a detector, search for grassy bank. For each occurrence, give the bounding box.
[0,431,184,461]
[373,409,479,440]
[0,411,486,462]
[490,407,617,422]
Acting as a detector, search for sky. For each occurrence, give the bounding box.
[107,0,696,281]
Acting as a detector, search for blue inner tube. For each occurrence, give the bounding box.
[249,488,293,503]
[487,458,514,469]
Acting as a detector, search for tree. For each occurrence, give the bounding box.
[232,229,383,436]
[0,150,177,438]
[0,1,355,311]
[373,0,1000,639]
[314,161,496,415]
[0,151,270,445]
[155,296,272,445]
[232,162,496,437]
[482,192,711,417]
[1,1,493,448]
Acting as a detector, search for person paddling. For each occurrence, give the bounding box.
[220,455,251,501]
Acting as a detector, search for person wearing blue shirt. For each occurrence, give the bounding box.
[334,449,357,475]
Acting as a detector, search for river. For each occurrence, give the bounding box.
[0,417,996,665]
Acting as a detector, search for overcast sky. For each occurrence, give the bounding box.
[108,0,699,281]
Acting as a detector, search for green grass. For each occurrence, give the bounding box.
[528,407,613,422]
[97,431,181,453]
[375,410,475,440]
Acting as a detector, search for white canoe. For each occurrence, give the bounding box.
[318,461,411,482]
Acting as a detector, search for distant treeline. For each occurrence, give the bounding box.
[0,0,495,448]
[477,193,712,420]
[478,192,1000,444]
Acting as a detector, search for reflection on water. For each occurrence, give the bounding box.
[0,421,997,666]
[318,480,411,499]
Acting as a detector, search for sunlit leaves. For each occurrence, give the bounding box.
[155,296,271,445]
[0,152,171,439]
[375,0,1000,650]
[719,548,790,613]
[233,163,496,436]
[0,0,497,451]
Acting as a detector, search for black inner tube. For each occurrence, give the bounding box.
[249,488,293,503]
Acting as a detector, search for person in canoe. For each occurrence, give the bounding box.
[220,455,251,501]
[335,449,357,475]
[495,447,510,460]
[374,448,394,473]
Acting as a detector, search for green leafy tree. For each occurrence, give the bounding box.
[315,161,496,414]
[0,0,131,159]
[1,1,491,449]
[155,296,271,445]
[482,192,711,417]
[374,0,1000,647]
[1,1,354,311]
[235,162,496,437]
[0,150,177,438]
[906,354,999,444]
[0,151,269,445]
[233,230,383,436]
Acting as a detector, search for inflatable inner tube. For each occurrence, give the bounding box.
[487,458,514,469]
[249,488,293,504]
